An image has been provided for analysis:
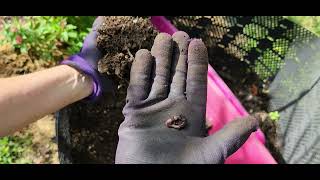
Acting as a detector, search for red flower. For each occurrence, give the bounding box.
[16,35,23,45]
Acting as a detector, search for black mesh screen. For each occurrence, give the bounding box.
[166,16,317,80]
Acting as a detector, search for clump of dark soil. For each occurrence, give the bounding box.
[97,16,157,86]
[259,115,286,164]
[65,16,157,164]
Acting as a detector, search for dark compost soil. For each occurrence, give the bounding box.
[62,16,283,164]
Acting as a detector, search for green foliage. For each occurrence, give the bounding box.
[0,16,95,61]
[268,111,280,122]
[66,16,96,33]
[0,135,32,164]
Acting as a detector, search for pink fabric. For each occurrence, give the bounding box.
[206,66,276,164]
[151,16,277,164]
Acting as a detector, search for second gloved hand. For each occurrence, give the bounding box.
[61,16,113,102]
[116,31,260,164]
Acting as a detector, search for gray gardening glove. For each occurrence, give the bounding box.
[116,31,260,164]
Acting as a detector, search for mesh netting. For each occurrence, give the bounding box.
[269,38,320,164]
[166,16,317,80]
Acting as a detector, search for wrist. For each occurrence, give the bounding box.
[61,55,102,102]
[59,65,93,100]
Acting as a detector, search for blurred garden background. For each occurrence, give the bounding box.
[0,16,319,164]
[0,16,96,164]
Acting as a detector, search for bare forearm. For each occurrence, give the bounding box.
[0,65,92,136]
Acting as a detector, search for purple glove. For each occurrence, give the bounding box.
[61,17,111,102]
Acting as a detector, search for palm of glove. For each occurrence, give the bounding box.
[118,97,208,163]
[116,32,259,164]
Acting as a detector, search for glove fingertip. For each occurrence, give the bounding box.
[92,16,105,31]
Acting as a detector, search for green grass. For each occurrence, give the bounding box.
[0,134,32,164]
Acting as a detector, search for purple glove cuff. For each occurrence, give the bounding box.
[61,54,102,102]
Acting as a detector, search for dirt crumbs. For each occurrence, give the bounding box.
[68,97,123,163]
[67,16,157,164]
[260,120,286,164]
[97,16,157,86]
[254,112,286,164]
[17,115,59,164]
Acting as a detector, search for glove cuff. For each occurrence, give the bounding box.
[61,54,102,102]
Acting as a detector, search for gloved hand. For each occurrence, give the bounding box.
[61,16,112,102]
[116,31,260,164]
